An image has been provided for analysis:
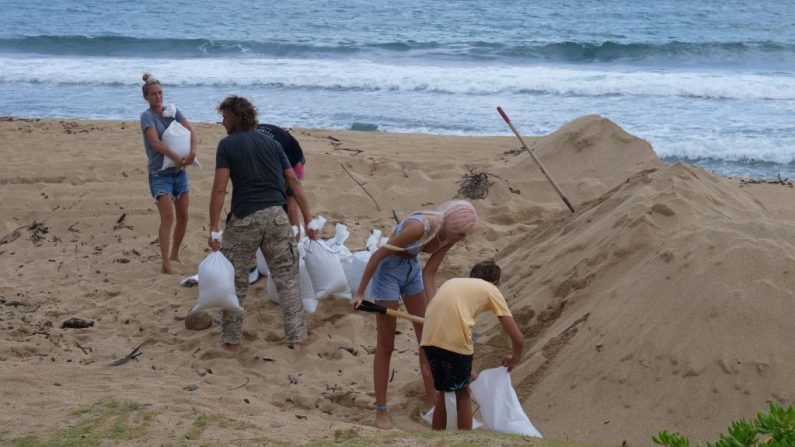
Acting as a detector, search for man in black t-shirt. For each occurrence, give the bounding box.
[209,96,317,351]
[256,123,306,228]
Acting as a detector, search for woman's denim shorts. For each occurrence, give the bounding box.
[148,169,189,201]
[369,255,424,301]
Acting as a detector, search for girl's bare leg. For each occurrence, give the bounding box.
[155,195,175,273]
[374,300,398,429]
[171,191,189,262]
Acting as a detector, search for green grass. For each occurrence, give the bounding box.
[3,403,598,447]
[185,413,254,440]
[301,430,595,447]
[6,401,156,447]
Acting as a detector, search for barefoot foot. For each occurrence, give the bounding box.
[375,409,393,430]
[221,342,242,353]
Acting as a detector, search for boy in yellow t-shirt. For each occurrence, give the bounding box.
[420,260,524,431]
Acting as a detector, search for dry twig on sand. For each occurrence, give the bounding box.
[340,163,381,211]
[0,220,49,246]
[105,341,147,367]
[0,226,23,246]
[227,377,250,390]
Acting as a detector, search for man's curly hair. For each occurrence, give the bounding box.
[217,95,258,131]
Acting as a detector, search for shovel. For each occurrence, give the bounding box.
[356,300,425,325]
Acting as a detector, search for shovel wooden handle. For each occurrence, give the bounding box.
[497,106,575,213]
[384,308,425,325]
[356,300,425,324]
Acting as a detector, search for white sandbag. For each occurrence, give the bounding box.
[303,217,349,299]
[323,223,352,258]
[248,267,260,285]
[365,229,383,251]
[160,119,192,171]
[421,393,482,430]
[295,244,316,303]
[180,274,198,287]
[339,250,374,300]
[338,229,383,300]
[304,239,349,299]
[267,258,318,312]
[182,266,258,288]
[195,251,241,312]
[469,367,542,437]
[302,297,319,313]
[256,248,270,276]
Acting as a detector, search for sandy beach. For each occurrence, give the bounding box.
[1,116,794,446]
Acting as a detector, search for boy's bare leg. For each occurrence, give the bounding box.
[454,387,473,430]
[403,292,436,403]
[432,391,447,430]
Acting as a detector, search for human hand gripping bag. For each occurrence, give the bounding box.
[193,251,241,312]
[469,367,542,437]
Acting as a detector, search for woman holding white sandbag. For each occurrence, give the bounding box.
[140,73,198,274]
[350,200,478,429]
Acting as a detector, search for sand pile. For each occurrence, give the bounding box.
[0,116,793,446]
[483,162,795,444]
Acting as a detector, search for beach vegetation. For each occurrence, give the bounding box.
[653,403,795,447]
[7,400,155,447]
[302,429,592,447]
[186,413,254,440]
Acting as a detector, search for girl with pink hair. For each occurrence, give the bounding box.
[351,199,478,429]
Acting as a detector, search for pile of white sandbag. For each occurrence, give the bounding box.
[186,217,387,314]
[264,217,385,313]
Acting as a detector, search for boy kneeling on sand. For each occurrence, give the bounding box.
[420,260,524,430]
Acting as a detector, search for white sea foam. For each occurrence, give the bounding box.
[2,56,795,101]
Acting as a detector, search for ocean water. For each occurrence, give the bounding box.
[2,0,795,178]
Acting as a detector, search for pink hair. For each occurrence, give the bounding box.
[439,200,478,235]
[383,200,477,252]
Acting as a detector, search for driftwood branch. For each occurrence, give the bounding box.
[105,341,147,367]
[0,220,44,246]
[227,376,250,390]
[76,342,90,355]
[340,163,381,211]
[0,224,25,246]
